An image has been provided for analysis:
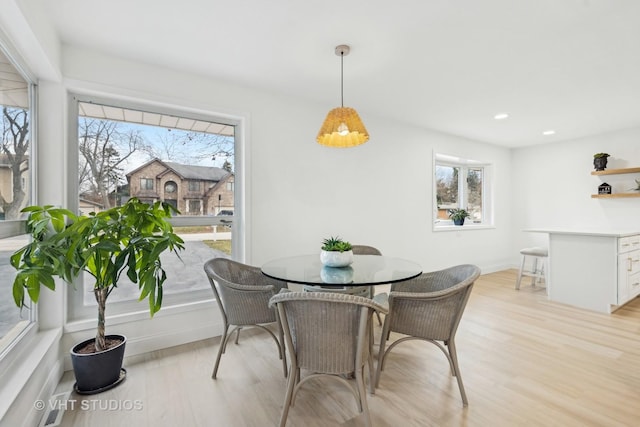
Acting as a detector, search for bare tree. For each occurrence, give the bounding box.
[78,118,144,208]
[142,129,234,169]
[0,107,29,219]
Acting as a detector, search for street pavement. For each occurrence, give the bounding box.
[0,232,230,339]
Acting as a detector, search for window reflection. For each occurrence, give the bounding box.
[0,46,33,350]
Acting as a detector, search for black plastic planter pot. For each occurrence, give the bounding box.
[594,157,608,171]
[70,334,127,394]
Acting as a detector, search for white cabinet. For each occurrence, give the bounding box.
[528,229,640,313]
[618,235,640,304]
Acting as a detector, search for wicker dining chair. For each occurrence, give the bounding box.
[374,264,481,406]
[269,291,388,427]
[204,257,289,379]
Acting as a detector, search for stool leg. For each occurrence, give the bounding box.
[531,257,539,287]
[516,255,526,290]
[543,258,549,294]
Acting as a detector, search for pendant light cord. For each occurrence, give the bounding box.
[340,51,344,107]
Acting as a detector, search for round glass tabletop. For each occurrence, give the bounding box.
[261,254,422,286]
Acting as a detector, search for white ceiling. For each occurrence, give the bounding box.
[35,0,640,148]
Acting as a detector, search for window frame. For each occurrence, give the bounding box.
[66,93,244,322]
[0,38,38,360]
[433,152,494,231]
[140,177,154,190]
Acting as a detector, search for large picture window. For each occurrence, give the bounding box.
[69,95,240,320]
[434,153,492,228]
[0,45,35,353]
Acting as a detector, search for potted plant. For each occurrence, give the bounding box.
[320,236,353,267]
[593,153,610,171]
[10,198,184,394]
[448,208,471,226]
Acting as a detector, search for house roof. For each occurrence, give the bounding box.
[162,161,229,182]
[126,158,230,182]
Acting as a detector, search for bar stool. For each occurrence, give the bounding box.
[515,247,548,291]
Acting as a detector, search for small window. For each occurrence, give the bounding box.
[165,181,177,193]
[140,178,154,190]
[434,153,492,228]
[188,181,200,192]
[188,199,201,213]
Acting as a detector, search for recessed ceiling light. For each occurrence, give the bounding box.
[494,113,509,120]
[542,130,556,136]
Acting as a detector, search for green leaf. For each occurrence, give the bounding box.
[12,275,25,307]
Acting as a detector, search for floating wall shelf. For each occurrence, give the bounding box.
[591,167,640,176]
[591,193,640,199]
[591,166,640,198]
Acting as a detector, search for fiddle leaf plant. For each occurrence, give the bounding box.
[321,236,353,252]
[10,198,185,352]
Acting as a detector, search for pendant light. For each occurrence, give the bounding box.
[316,45,369,148]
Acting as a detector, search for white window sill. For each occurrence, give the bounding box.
[433,223,495,232]
[64,298,215,333]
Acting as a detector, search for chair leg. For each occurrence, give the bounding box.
[367,319,375,395]
[531,257,538,287]
[277,314,288,378]
[375,319,391,388]
[212,325,230,379]
[447,340,468,406]
[278,364,297,427]
[355,364,373,427]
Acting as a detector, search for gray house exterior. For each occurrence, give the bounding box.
[126,158,234,215]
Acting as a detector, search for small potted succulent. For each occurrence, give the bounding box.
[448,208,471,226]
[593,153,610,171]
[320,236,353,267]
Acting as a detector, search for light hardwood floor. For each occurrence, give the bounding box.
[53,269,640,426]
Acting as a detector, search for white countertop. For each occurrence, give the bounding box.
[525,228,640,237]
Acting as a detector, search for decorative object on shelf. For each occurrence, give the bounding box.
[10,198,184,394]
[448,208,471,226]
[320,236,354,267]
[317,44,369,148]
[598,182,612,195]
[593,153,610,171]
[630,179,640,191]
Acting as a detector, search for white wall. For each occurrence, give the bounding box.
[511,127,640,257]
[1,10,516,425]
[61,46,514,273]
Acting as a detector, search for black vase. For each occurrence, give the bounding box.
[453,218,465,226]
[594,157,608,171]
[70,334,127,394]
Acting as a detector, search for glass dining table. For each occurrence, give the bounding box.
[261,254,422,287]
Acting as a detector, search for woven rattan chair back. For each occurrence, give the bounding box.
[375,264,481,406]
[204,257,288,379]
[269,291,387,427]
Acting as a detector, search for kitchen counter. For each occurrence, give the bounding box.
[526,229,640,313]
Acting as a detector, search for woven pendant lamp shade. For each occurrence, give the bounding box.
[317,44,369,148]
[317,107,369,148]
